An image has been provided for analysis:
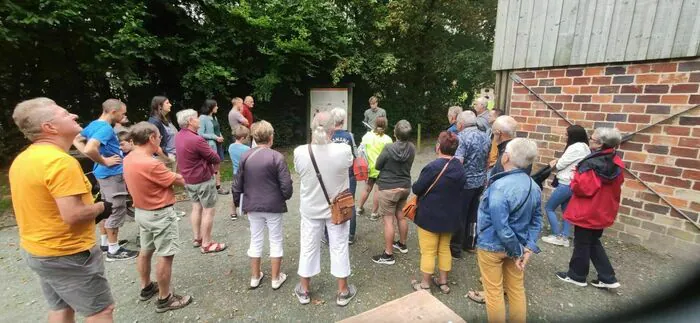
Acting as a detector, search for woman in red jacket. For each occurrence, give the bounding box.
[556,127,624,289]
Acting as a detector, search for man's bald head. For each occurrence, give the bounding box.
[244,96,254,108]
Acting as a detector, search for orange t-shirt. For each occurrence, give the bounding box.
[488,136,499,168]
[10,144,95,256]
[123,150,177,210]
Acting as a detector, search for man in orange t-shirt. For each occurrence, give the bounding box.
[10,98,115,322]
[122,122,192,313]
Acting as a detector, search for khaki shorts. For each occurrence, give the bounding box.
[135,206,181,257]
[22,245,114,316]
[377,188,410,217]
[97,174,129,229]
[185,177,217,208]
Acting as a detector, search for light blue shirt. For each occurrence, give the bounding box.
[80,120,124,179]
[228,143,250,175]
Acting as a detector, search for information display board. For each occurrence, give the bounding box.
[309,87,352,131]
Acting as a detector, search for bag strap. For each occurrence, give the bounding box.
[511,181,532,214]
[238,147,264,187]
[421,157,454,199]
[308,145,332,206]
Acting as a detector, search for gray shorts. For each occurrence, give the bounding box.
[135,206,181,257]
[22,245,113,316]
[185,177,217,208]
[97,174,129,229]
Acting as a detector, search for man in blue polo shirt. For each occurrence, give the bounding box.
[74,99,139,261]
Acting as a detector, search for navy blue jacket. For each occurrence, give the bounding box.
[412,157,466,233]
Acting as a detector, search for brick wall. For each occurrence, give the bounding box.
[508,58,700,256]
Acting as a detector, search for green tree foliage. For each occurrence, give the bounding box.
[0,0,496,165]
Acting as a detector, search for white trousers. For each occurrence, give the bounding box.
[247,212,284,258]
[297,216,351,278]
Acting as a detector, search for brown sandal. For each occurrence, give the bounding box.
[192,239,202,248]
[200,242,227,254]
[467,290,486,304]
[432,277,450,294]
[411,280,431,292]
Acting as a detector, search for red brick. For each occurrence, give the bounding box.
[684,169,700,181]
[636,74,660,84]
[536,71,549,78]
[605,66,626,75]
[617,123,637,132]
[628,64,651,74]
[644,203,671,215]
[613,76,635,84]
[523,79,539,86]
[536,110,551,117]
[645,145,669,155]
[532,87,546,94]
[690,95,700,104]
[671,83,699,93]
[690,72,700,82]
[517,71,536,79]
[621,85,643,93]
[671,147,698,158]
[599,85,620,94]
[584,67,605,76]
[645,105,670,114]
[514,87,529,94]
[679,137,700,148]
[592,95,613,103]
[567,69,584,77]
[550,69,566,77]
[574,95,592,102]
[511,101,531,109]
[631,163,656,173]
[601,104,622,112]
[556,78,573,86]
[676,158,700,169]
[586,112,605,121]
[567,111,585,119]
[639,173,664,183]
[581,104,600,111]
[660,95,689,104]
[651,135,679,146]
[563,103,581,111]
[664,126,691,136]
[644,85,670,93]
[573,77,591,85]
[664,177,692,189]
[624,151,648,162]
[555,95,573,102]
[622,104,645,113]
[591,76,612,85]
[613,95,636,103]
[648,155,674,165]
[679,61,700,72]
[606,113,627,122]
[636,95,660,103]
[628,114,651,123]
[656,165,682,176]
[620,141,643,151]
[659,73,689,84]
[562,86,580,94]
[650,63,678,73]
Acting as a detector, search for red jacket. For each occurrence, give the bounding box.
[241,104,254,126]
[563,148,625,230]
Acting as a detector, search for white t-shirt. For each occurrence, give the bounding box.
[556,142,591,185]
[294,143,353,220]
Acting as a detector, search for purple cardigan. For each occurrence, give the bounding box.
[232,147,293,213]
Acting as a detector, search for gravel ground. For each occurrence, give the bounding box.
[0,147,696,322]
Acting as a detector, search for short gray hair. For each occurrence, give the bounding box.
[474,97,488,111]
[329,108,347,127]
[176,109,198,128]
[447,106,462,119]
[456,110,476,128]
[594,127,622,149]
[394,120,412,141]
[311,111,334,144]
[505,138,538,169]
[129,121,159,146]
[12,97,58,141]
[493,115,518,137]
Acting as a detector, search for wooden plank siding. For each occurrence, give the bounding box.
[492,0,700,70]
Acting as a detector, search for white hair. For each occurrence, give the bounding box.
[12,97,58,141]
[311,111,334,144]
[447,106,462,119]
[594,127,622,148]
[329,108,347,127]
[493,115,518,137]
[505,138,538,169]
[456,110,476,128]
[176,109,198,129]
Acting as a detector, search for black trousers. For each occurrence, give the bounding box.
[450,186,484,257]
[567,226,617,283]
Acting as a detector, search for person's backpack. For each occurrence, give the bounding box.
[530,165,552,190]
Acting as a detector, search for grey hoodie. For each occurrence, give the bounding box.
[375,141,416,190]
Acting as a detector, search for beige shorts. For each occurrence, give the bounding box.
[135,206,181,257]
[185,177,217,208]
[377,188,410,217]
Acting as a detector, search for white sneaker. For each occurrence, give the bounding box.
[272,273,287,290]
[542,235,569,247]
[250,272,264,289]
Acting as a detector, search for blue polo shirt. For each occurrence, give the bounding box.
[80,120,124,179]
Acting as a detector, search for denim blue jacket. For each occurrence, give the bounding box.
[476,168,543,258]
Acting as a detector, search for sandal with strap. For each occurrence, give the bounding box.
[432,276,450,294]
[411,280,431,292]
[200,242,227,254]
[467,290,486,304]
[192,239,202,248]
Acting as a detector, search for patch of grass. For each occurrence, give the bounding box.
[0,168,11,214]
[219,160,233,182]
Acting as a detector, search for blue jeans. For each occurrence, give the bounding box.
[325,174,358,239]
[545,184,572,237]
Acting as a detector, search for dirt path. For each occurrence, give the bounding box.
[0,147,694,322]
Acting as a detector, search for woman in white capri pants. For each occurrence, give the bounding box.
[232,121,294,290]
[293,111,358,306]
